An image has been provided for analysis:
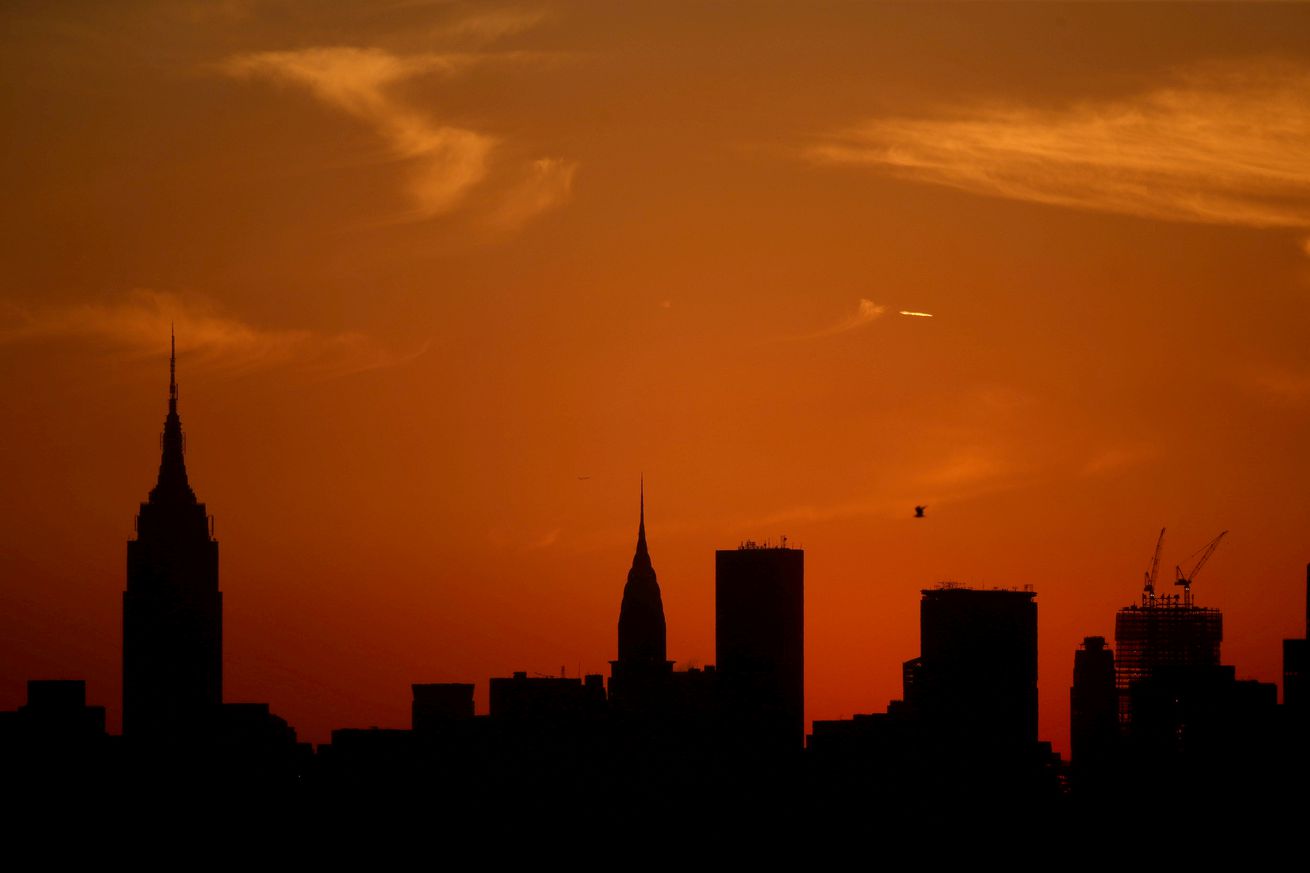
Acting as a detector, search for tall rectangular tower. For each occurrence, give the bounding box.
[1282,562,1308,712]
[123,336,221,740]
[1070,635,1117,780]
[715,542,804,750]
[910,585,1038,749]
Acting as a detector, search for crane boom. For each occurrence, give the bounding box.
[1174,530,1227,607]
[1143,527,1165,604]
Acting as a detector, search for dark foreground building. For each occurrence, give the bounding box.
[1071,551,1299,806]
[1114,594,1221,728]
[907,585,1037,749]
[122,333,222,741]
[716,541,804,752]
[0,680,112,784]
[1284,563,1308,714]
[1070,635,1118,794]
[118,338,304,785]
[810,584,1058,808]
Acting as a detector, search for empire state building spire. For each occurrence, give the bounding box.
[148,326,195,505]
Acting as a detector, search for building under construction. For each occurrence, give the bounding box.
[1114,600,1222,724]
[1113,529,1225,726]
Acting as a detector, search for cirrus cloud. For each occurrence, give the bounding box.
[810,64,1310,231]
[793,298,886,341]
[0,290,426,379]
[223,45,575,227]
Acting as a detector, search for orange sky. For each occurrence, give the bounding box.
[3,1,1310,754]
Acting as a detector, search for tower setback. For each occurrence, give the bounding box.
[122,333,221,740]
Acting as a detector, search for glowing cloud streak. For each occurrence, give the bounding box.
[811,66,1310,230]
[0,290,424,379]
[225,47,492,218]
[795,298,886,340]
[224,45,576,227]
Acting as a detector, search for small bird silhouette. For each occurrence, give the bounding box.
[914,505,926,518]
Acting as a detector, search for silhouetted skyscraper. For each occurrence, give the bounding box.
[1071,635,1117,788]
[609,482,672,702]
[716,542,804,750]
[907,585,1038,749]
[1283,563,1309,713]
[123,334,221,739]
[1114,593,1221,727]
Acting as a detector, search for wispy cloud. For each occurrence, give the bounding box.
[916,447,1013,490]
[434,6,549,45]
[1080,445,1153,478]
[0,290,425,378]
[530,527,561,549]
[223,44,575,227]
[795,298,885,340]
[224,47,492,218]
[486,158,579,231]
[1244,361,1310,405]
[810,64,1310,230]
[486,524,563,550]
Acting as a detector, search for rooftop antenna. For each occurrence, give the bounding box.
[169,322,178,409]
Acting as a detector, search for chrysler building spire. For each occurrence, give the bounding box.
[617,479,667,665]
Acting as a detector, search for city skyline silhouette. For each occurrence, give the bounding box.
[2,338,1306,805]
[3,3,1310,777]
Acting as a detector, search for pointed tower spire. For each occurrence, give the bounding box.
[635,474,648,561]
[169,322,177,413]
[125,327,220,739]
[149,329,195,504]
[617,477,666,665]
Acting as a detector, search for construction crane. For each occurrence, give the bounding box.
[1142,527,1166,606]
[1174,531,1227,608]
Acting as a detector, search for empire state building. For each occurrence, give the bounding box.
[122,333,221,739]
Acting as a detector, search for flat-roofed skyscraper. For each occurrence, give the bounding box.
[715,542,804,750]
[1071,635,1117,788]
[1282,563,1308,713]
[908,585,1038,749]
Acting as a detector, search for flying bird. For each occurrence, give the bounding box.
[914,505,927,518]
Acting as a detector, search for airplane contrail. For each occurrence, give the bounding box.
[899,311,934,317]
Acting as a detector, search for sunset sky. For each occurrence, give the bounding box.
[3,1,1310,753]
